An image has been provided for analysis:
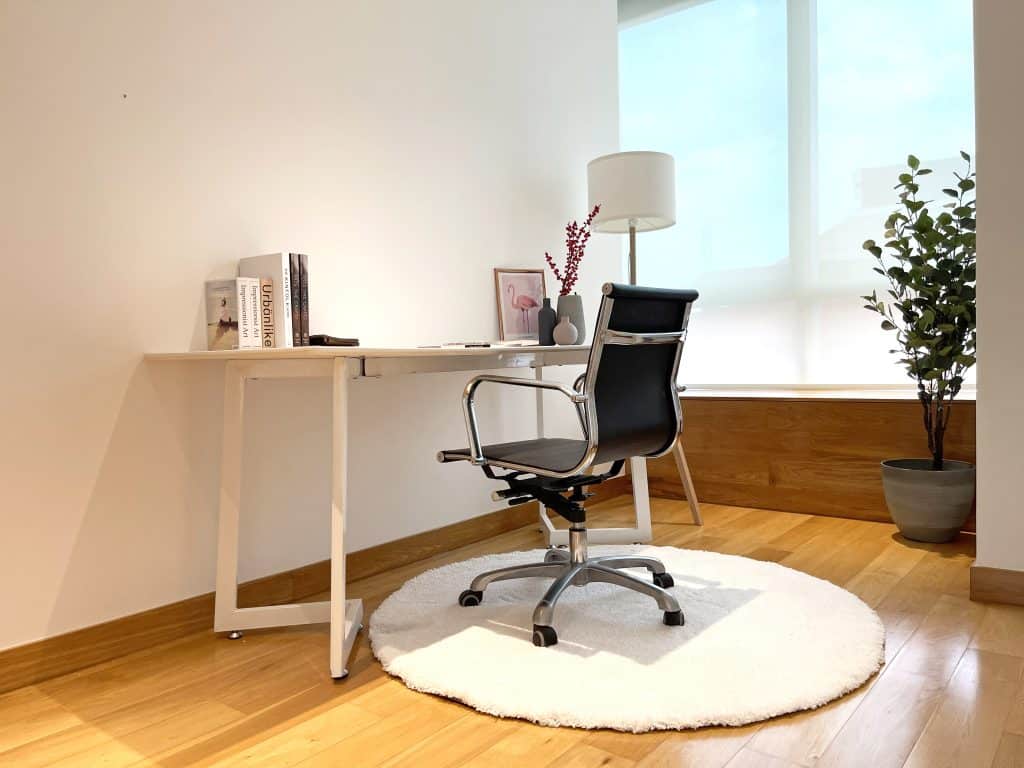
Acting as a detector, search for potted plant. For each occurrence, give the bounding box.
[545,204,600,344]
[861,152,976,542]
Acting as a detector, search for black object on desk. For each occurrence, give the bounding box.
[309,335,360,347]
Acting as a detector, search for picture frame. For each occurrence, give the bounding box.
[494,268,547,341]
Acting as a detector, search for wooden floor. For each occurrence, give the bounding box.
[2,497,1022,768]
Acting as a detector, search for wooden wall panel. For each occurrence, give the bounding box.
[648,395,976,527]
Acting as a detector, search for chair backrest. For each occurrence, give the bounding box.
[583,283,699,465]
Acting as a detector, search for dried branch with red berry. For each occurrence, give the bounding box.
[544,204,600,296]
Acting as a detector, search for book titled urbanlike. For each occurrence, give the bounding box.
[239,253,294,347]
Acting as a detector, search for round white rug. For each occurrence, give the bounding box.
[369,545,885,732]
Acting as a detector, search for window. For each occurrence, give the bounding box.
[619,0,975,387]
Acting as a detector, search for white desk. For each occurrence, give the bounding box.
[145,344,699,678]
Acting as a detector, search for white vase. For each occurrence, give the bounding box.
[552,315,578,345]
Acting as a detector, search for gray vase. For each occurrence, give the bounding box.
[880,459,976,542]
[556,294,586,344]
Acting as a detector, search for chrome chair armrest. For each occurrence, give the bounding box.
[603,329,687,345]
[572,372,589,438]
[462,374,586,464]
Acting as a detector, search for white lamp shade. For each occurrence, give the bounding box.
[587,151,676,233]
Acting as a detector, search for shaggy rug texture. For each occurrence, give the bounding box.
[369,545,885,732]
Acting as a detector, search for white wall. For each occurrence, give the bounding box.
[974,0,1024,574]
[0,0,620,650]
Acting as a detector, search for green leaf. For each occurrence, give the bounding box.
[958,178,976,191]
[908,154,920,170]
[960,150,971,162]
[917,168,933,175]
[955,354,976,366]
[942,188,959,197]
[898,173,914,184]
[881,320,897,331]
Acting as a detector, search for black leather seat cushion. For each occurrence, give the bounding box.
[440,438,588,474]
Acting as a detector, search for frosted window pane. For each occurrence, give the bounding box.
[619,0,975,387]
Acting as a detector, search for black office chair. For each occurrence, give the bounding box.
[438,283,699,647]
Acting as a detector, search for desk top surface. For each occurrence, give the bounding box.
[145,344,590,361]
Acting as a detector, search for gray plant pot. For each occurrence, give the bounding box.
[880,459,976,543]
[556,294,586,345]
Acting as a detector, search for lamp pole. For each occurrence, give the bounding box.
[628,220,638,285]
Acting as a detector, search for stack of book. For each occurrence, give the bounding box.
[205,253,311,351]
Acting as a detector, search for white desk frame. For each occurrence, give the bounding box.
[147,345,700,679]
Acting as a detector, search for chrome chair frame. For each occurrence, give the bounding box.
[443,283,696,646]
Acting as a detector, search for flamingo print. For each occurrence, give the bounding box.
[507,283,539,333]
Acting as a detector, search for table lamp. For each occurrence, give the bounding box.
[587,150,676,284]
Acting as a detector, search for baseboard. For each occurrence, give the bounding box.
[970,564,1024,606]
[0,504,539,695]
[347,503,539,582]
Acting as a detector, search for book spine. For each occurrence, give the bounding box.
[299,253,310,346]
[236,279,251,349]
[289,253,302,347]
[280,258,293,347]
[259,278,275,347]
[237,278,260,348]
[235,280,246,349]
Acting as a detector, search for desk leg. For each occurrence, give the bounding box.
[672,437,703,525]
[628,457,654,542]
[214,362,245,633]
[331,358,362,679]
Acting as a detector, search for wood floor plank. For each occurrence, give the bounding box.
[380,712,519,768]
[582,730,666,763]
[0,688,82,754]
[458,723,587,767]
[778,518,891,587]
[992,732,1024,768]
[902,649,1024,768]
[724,746,803,768]
[293,696,465,768]
[1004,677,1024,737]
[886,595,987,685]
[204,701,380,767]
[971,605,1024,659]
[843,541,928,608]
[633,724,758,768]
[547,743,636,768]
[747,675,879,766]
[814,668,945,768]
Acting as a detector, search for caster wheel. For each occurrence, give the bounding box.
[544,548,564,563]
[532,625,558,647]
[663,610,685,626]
[458,589,483,607]
[653,572,674,589]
